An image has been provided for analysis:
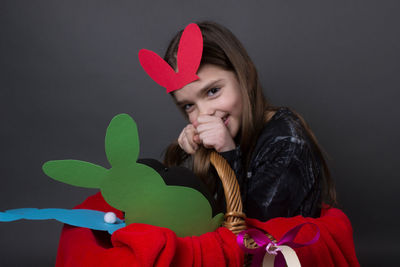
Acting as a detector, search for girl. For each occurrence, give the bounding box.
[147,21,336,221]
[55,22,359,267]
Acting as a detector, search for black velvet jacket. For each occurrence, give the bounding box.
[219,107,322,221]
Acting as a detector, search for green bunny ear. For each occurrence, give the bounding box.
[211,213,224,230]
[43,160,107,188]
[105,114,139,167]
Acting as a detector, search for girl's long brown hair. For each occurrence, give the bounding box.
[162,21,336,207]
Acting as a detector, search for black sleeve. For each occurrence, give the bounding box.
[245,137,320,221]
[219,146,246,193]
[219,146,242,178]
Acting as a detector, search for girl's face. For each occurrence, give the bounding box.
[173,64,243,139]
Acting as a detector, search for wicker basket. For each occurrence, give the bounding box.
[209,151,276,266]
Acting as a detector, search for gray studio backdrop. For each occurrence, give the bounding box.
[1,1,399,266]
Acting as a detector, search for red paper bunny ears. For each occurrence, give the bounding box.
[138,23,203,93]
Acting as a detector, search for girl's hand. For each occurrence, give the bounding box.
[178,124,201,154]
[195,115,236,153]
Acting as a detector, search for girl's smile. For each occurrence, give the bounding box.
[173,64,243,140]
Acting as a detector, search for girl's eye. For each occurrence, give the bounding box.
[183,104,193,111]
[207,87,220,96]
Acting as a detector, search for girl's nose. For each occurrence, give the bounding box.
[198,103,215,117]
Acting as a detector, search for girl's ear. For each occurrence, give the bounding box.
[105,114,139,167]
[42,160,106,188]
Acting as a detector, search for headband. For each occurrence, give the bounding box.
[138,23,203,93]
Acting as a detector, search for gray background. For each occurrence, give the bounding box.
[1,0,399,266]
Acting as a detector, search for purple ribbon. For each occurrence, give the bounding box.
[237,222,320,267]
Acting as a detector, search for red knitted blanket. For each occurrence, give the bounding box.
[56,192,359,267]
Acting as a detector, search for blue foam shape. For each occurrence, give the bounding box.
[0,208,125,234]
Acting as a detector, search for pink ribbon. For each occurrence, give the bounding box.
[237,222,320,267]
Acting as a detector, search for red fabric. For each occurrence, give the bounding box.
[246,207,360,267]
[56,192,243,267]
[56,193,358,267]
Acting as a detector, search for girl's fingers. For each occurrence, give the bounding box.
[184,128,198,150]
[198,131,216,147]
[178,125,198,154]
[183,136,197,154]
[179,133,195,154]
[197,115,221,124]
[193,134,201,144]
[185,125,199,147]
[197,124,235,152]
[196,117,226,134]
[179,117,234,153]
[196,122,221,134]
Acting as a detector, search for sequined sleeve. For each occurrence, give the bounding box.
[245,136,321,221]
[219,108,322,221]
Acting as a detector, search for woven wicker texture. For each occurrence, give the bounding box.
[209,152,276,251]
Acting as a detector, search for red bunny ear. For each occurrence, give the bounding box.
[138,23,203,93]
[138,49,178,90]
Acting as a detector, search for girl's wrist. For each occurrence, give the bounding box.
[216,140,236,153]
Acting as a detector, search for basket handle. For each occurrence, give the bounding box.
[209,151,247,235]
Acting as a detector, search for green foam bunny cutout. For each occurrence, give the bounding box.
[42,114,223,237]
